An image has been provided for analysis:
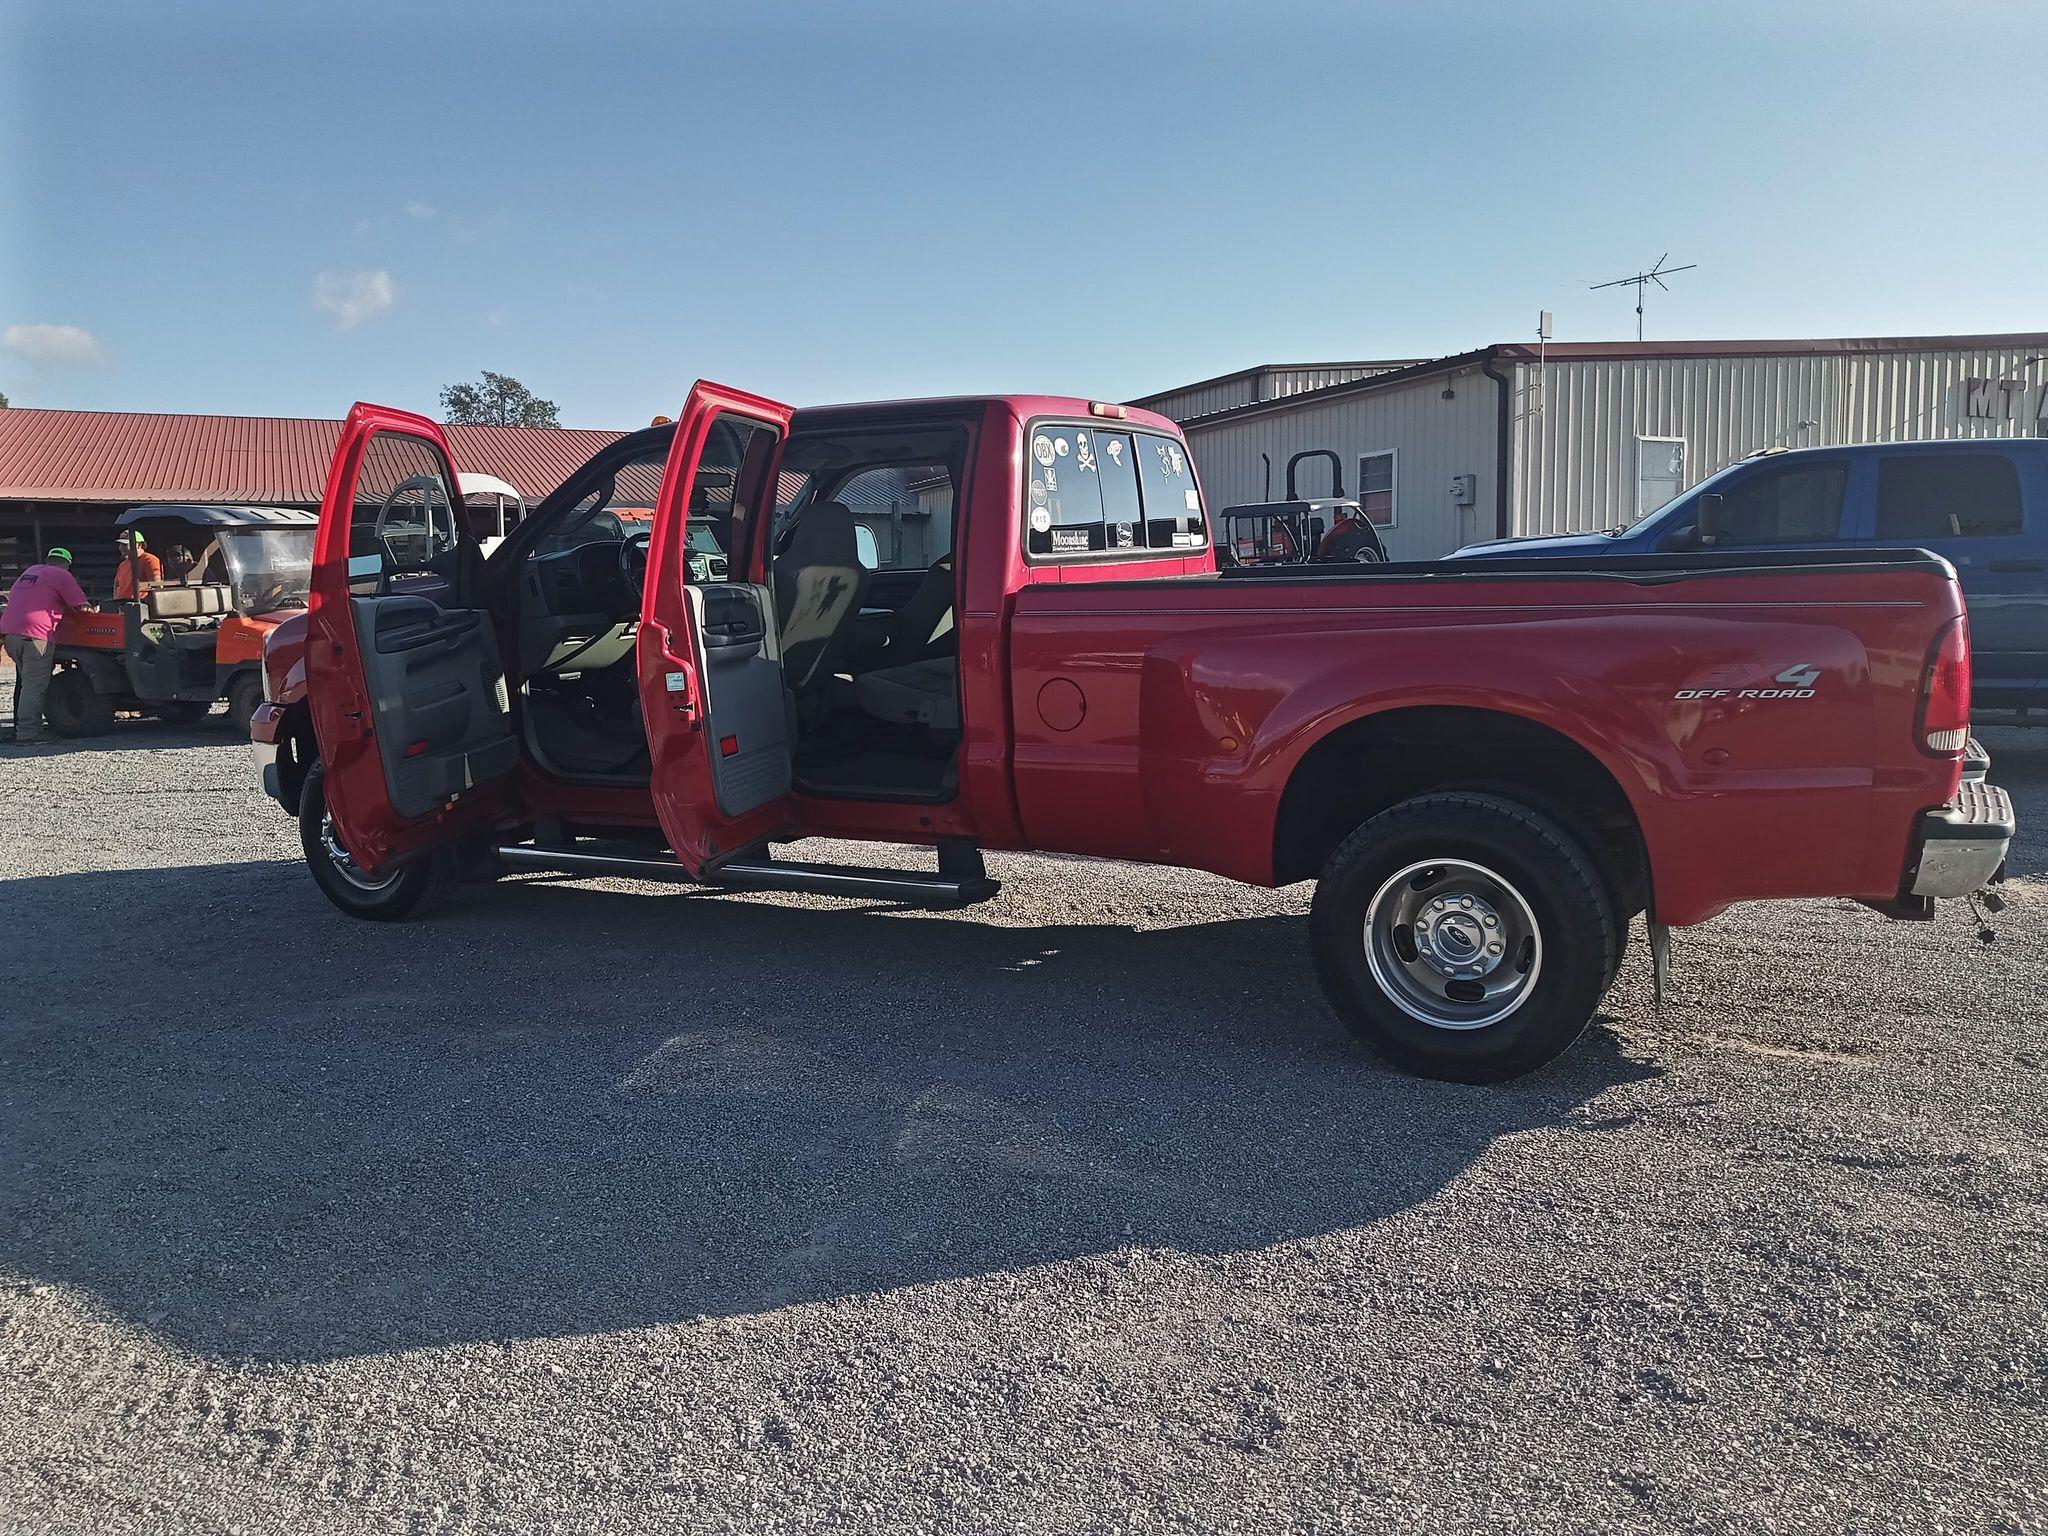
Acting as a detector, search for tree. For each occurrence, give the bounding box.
[439,371,559,428]
[0,390,9,408]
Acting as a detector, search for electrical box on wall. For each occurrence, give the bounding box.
[1449,474,1476,508]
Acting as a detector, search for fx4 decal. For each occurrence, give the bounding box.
[1674,662,1822,701]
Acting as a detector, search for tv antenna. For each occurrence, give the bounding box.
[1591,254,1696,340]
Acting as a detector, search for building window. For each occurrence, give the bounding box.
[1357,451,1396,527]
[1875,453,2023,540]
[1636,437,1686,518]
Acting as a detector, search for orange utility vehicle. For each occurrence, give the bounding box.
[47,505,316,736]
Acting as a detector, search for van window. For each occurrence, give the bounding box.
[1027,424,1206,559]
[1876,453,2024,540]
[1716,458,1849,545]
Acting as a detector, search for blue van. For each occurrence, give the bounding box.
[1448,439,2048,715]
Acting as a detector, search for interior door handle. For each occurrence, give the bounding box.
[1988,559,2045,573]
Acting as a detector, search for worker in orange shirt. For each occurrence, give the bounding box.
[113,533,163,600]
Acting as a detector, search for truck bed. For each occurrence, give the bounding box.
[1005,546,1968,924]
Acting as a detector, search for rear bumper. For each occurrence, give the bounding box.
[1906,781,2014,900]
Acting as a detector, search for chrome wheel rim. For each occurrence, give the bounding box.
[321,809,397,892]
[1363,858,1542,1030]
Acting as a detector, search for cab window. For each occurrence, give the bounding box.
[348,431,463,594]
[1025,424,1206,559]
[838,462,953,572]
[1715,458,1849,545]
[1876,453,2023,540]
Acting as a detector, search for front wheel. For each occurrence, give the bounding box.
[298,758,447,921]
[1309,791,1618,1082]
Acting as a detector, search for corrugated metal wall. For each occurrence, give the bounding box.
[1510,344,2048,536]
[1182,365,1499,560]
[1141,376,1265,422]
[1264,364,1414,400]
[1139,363,1419,424]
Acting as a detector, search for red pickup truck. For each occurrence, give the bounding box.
[250,383,2012,1082]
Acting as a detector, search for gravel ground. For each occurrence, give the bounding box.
[1,712,2044,1535]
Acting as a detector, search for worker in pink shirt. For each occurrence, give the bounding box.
[2,548,95,743]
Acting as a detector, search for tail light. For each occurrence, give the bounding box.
[1917,615,1971,755]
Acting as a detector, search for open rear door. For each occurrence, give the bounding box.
[307,402,520,874]
[640,381,796,872]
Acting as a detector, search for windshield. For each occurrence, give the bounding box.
[1622,459,1747,531]
[215,528,314,613]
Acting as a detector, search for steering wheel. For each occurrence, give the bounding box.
[618,529,652,601]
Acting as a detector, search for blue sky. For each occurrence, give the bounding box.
[3,0,2043,429]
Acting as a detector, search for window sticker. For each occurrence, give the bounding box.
[1030,508,1052,533]
[1075,437,1096,472]
[1051,527,1089,552]
[1105,439,1124,466]
[1033,435,1056,467]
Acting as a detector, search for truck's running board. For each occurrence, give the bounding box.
[712,857,999,907]
[491,842,1000,908]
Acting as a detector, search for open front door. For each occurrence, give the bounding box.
[307,402,520,874]
[640,381,796,872]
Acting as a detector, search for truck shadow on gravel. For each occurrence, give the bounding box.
[0,859,1659,1364]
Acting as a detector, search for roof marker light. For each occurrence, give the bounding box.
[1088,402,1128,419]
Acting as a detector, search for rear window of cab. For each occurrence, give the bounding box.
[1025,422,1206,559]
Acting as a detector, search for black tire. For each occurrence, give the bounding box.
[1323,529,1386,564]
[225,672,264,737]
[1309,791,1618,1083]
[43,668,115,737]
[298,758,448,921]
[151,700,211,725]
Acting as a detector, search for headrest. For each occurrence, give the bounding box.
[146,583,232,618]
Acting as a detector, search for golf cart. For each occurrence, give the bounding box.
[1217,449,1388,566]
[47,504,316,737]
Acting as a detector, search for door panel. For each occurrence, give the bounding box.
[689,583,792,814]
[307,403,519,872]
[639,381,796,871]
[352,596,518,819]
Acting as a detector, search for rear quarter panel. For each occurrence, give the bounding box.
[1006,563,1965,925]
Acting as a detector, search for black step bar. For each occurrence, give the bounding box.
[492,841,999,908]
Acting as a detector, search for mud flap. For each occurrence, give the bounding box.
[1649,922,1671,1005]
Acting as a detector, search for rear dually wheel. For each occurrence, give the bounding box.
[1310,791,1619,1083]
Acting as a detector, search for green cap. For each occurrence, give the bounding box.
[124,531,146,546]
[47,547,73,562]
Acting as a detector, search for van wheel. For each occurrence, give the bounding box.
[298,758,447,921]
[44,668,115,737]
[225,672,264,736]
[1309,792,1618,1083]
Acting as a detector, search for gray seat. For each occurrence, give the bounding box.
[878,554,955,663]
[772,500,867,692]
[855,656,960,731]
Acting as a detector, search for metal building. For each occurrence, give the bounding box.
[1131,333,2048,560]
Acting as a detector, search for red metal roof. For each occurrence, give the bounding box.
[0,407,625,505]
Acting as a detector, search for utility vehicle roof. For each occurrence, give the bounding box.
[116,504,321,528]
